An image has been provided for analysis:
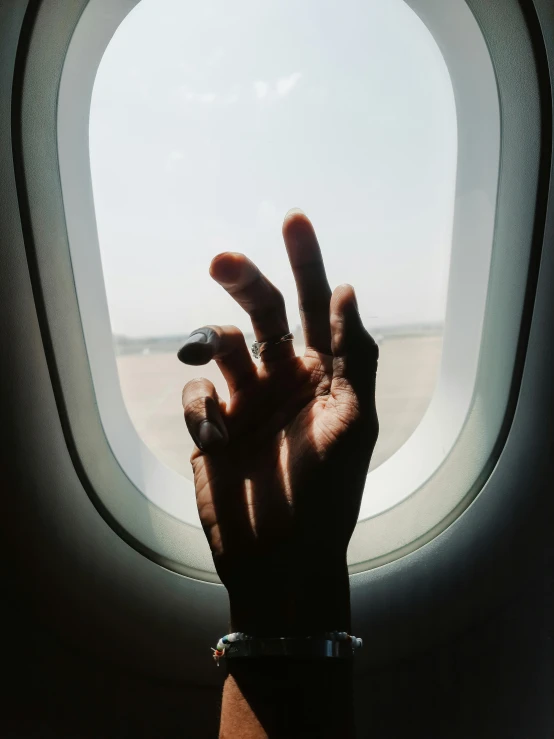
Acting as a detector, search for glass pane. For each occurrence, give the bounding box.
[90,0,456,481]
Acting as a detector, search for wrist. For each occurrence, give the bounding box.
[228,560,351,636]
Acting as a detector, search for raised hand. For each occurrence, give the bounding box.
[178,210,379,635]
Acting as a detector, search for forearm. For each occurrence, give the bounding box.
[221,656,354,739]
[219,564,355,739]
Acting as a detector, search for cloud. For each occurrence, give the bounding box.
[181,88,217,104]
[179,87,239,106]
[207,47,225,68]
[276,72,302,97]
[253,73,302,102]
[199,92,217,103]
[254,81,269,100]
[165,149,185,172]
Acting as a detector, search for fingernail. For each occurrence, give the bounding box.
[186,331,209,344]
[177,331,214,365]
[284,207,306,219]
[197,420,225,450]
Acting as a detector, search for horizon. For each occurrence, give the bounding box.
[113,318,445,344]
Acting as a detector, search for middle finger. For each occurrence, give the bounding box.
[210,252,295,363]
[282,209,333,355]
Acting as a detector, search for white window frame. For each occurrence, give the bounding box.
[51,0,539,576]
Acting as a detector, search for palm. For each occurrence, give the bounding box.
[179,212,378,589]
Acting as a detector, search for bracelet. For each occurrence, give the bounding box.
[211,631,363,665]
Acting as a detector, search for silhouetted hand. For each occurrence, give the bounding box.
[178,210,378,634]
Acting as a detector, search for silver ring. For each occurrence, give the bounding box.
[251,332,294,360]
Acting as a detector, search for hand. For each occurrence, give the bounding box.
[178,210,379,634]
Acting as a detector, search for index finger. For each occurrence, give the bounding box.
[282,209,332,355]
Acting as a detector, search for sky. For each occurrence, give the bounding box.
[89,0,457,339]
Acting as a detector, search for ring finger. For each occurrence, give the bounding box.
[209,252,295,363]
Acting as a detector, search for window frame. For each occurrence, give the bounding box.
[17,0,544,579]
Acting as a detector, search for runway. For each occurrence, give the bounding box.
[116,334,443,481]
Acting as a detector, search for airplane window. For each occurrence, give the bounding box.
[89,0,456,484]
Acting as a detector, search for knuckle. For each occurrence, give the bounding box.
[275,292,286,312]
[360,329,379,360]
[225,325,247,346]
[267,284,286,308]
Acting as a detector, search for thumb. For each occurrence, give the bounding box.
[330,284,379,405]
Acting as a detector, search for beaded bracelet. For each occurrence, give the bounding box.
[212,631,363,665]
